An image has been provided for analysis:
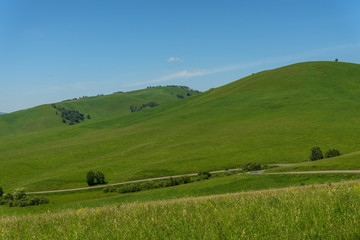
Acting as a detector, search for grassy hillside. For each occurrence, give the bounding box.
[0,86,196,135]
[2,181,360,239]
[2,172,360,216]
[1,61,360,191]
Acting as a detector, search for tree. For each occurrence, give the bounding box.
[309,146,324,161]
[335,58,338,62]
[86,171,96,186]
[95,171,105,184]
[87,114,91,119]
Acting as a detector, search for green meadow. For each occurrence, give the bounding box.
[1,172,360,216]
[1,61,360,193]
[2,181,360,239]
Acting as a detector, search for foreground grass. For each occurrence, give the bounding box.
[1,181,360,239]
[2,172,360,217]
[266,151,360,173]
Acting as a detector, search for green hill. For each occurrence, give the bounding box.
[0,86,197,136]
[1,61,360,191]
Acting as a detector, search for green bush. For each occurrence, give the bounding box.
[181,176,192,184]
[243,163,263,171]
[95,171,105,184]
[198,171,212,179]
[325,149,341,158]
[309,147,324,161]
[87,171,96,186]
[140,181,155,190]
[2,189,49,207]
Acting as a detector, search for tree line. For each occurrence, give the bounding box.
[129,101,159,112]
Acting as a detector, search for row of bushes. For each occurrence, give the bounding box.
[309,147,341,161]
[103,172,212,194]
[129,102,159,112]
[0,188,49,207]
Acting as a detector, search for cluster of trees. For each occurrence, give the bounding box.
[0,188,49,207]
[51,104,90,125]
[86,171,105,186]
[176,94,184,99]
[309,146,341,161]
[129,101,159,112]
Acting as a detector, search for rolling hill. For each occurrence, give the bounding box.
[0,86,198,136]
[1,61,360,191]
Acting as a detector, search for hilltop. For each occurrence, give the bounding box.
[1,61,360,191]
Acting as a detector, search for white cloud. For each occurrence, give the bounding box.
[126,67,231,87]
[126,42,360,88]
[166,56,183,62]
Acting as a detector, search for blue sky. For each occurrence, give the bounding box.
[0,0,359,112]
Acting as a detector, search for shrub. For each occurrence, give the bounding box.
[95,171,105,184]
[140,181,155,190]
[0,187,3,197]
[325,149,341,158]
[198,171,212,179]
[13,188,26,200]
[243,163,263,171]
[118,184,141,193]
[3,193,13,201]
[181,176,192,184]
[309,146,324,161]
[2,189,49,207]
[87,171,96,186]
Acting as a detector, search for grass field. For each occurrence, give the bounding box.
[1,180,360,239]
[2,172,360,217]
[1,61,360,192]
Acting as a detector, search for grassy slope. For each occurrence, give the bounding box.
[2,172,360,216]
[0,86,195,136]
[1,61,360,191]
[2,181,360,239]
[266,151,360,172]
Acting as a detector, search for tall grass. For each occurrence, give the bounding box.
[1,181,360,239]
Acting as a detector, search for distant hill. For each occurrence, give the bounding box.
[0,112,6,115]
[0,85,199,136]
[1,61,360,191]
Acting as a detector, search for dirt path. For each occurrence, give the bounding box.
[27,168,243,194]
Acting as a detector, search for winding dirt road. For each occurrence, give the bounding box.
[27,168,360,195]
[27,168,243,194]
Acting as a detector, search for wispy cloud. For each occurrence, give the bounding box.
[166,56,183,62]
[125,66,237,87]
[125,60,281,87]
[126,42,360,88]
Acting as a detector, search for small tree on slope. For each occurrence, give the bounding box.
[309,146,324,161]
[87,171,96,186]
